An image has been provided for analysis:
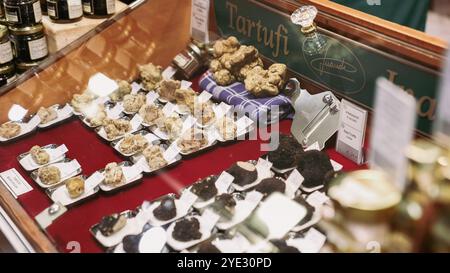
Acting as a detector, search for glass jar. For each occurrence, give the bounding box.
[0,62,16,87]
[82,0,114,18]
[0,25,14,65]
[9,23,48,63]
[0,0,6,22]
[47,0,82,23]
[172,39,209,80]
[15,59,39,73]
[4,0,42,26]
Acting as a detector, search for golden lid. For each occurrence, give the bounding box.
[9,23,44,36]
[328,170,402,222]
[0,63,14,75]
[16,61,39,70]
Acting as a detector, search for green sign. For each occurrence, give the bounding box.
[214,0,439,134]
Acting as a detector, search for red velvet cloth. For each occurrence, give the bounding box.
[0,76,366,252]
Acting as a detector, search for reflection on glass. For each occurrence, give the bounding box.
[291,5,327,56]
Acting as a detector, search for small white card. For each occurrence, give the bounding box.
[179,189,198,206]
[0,168,33,198]
[197,91,213,104]
[201,209,220,231]
[123,164,142,182]
[58,104,73,117]
[163,142,181,162]
[215,171,234,192]
[162,66,177,80]
[25,115,42,131]
[51,144,69,159]
[284,169,304,199]
[106,104,124,119]
[306,191,329,208]
[369,78,417,191]
[162,102,176,116]
[60,160,81,178]
[88,73,119,97]
[84,171,104,192]
[131,82,142,94]
[191,0,210,43]
[181,116,197,133]
[144,133,159,144]
[180,80,192,89]
[135,157,149,173]
[130,114,143,131]
[214,102,232,119]
[286,228,326,253]
[146,91,159,104]
[336,99,367,164]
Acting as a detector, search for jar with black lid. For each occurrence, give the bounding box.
[0,25,14,65]
[47,0,82,23]
[82,0,114,18]
[40,0,47,14]
[4,0,42,26]
[9,23,48,63]
[0,62,16,87]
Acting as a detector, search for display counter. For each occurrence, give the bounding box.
[0,0,448,253]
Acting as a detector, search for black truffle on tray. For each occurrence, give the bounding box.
[267,134,304,170]
[214,193,237,215]
[191,175,219,201]
[153,196,177,221]
[254,177,286,199]
[122,233,143,253]
[296,150,334,190]
[227,161,258,187]
[172,218,203,242]
[98,213,127,237]
[270,239,300,253]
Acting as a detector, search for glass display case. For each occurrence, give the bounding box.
[0,0,448,253]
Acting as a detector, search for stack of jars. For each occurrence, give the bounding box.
[0,0,49,76]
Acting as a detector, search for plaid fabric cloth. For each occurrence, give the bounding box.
[199,71,293,125]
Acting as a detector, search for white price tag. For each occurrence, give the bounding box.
[131,82,142,94]
[214,102,232,119]
[201,209,220,231]
[306,191,329,208]
[179,190,198,207]
[88,73,119,97]
[180,80,192,89]
[162,102,176,116]
[106,104,124,119]
[287,228,326,253]
[58,104,73,117]
[369,78,417,191]
[336,99,367,164]
[162,66,177,80]
[130,114,143,131]
[123,164,142,182]
[191,0,210,43]
[246,190,264,204]
[135,157,149,173]
[285,169,304,199]
[144,133,159,144]
[163,142,180,162]
[25,115,41,131]
[215,171,234,192]
[60,160,81,178]
[84,171,104,192]
[197,91,213,104]
[0,169,33,198]
[181,116,197,133]
[51,144,69,159]
[146,91,159,104]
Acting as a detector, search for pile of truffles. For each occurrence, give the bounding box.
[209,36,287,97]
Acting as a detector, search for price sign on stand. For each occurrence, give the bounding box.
[434,52,450,148]
[369,78,417,192]
[191,0,210,43]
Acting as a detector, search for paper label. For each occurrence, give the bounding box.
[0,169,33,198]
[130,114,143,131]
[191,0,210,43]
[201,209,220,231]
[306,191,329,208]
[25,115,41,131]
[162,66,177,80]
[179,190,198,207]
[51,144,68,159]
[197,91,213,104]
[33,0,42,22]
[162,102,176,116]
[123,164,142,181]
[135,157,149,173]
[68,0,83,19]
[214,102,232,119]
[94,96,109,105]
[5,9,18,22]
[28,37,48,61]
[0,42,13,64]
[180,80,192,89]
[336,99,367,164]
[47,3,56,17]
[246,190,264,204]
[163,142,180,162]
[181,116,197,133]
[256,158,273,179]
[59,160,81,178]
[82,2,91,13]
[369,78,416,191]
[146,91,159,104]
[131,82,142,94]
[287,228,326,253]
[106,104,124,119]
[106,0,115,14]
[215,171,234,192]
[58,104,73,117]
[144,133,159,144]
[84,171,104,192]
[284,169,304,199]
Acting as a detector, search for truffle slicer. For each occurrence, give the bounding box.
[286,78,340,150]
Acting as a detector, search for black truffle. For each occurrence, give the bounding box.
[172,218,202,242]
[122,234,142,253]
[191,176,218,201]
[254,177,286,199]
[228,161,258,187]
[197,241,221,253]
[268,134,304,169]
[98,213,127,237]
[214,193,237,215]
[296,150,334,190]
[294,195,316,226]
[270,239,300,253]
[153,196,177,221]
